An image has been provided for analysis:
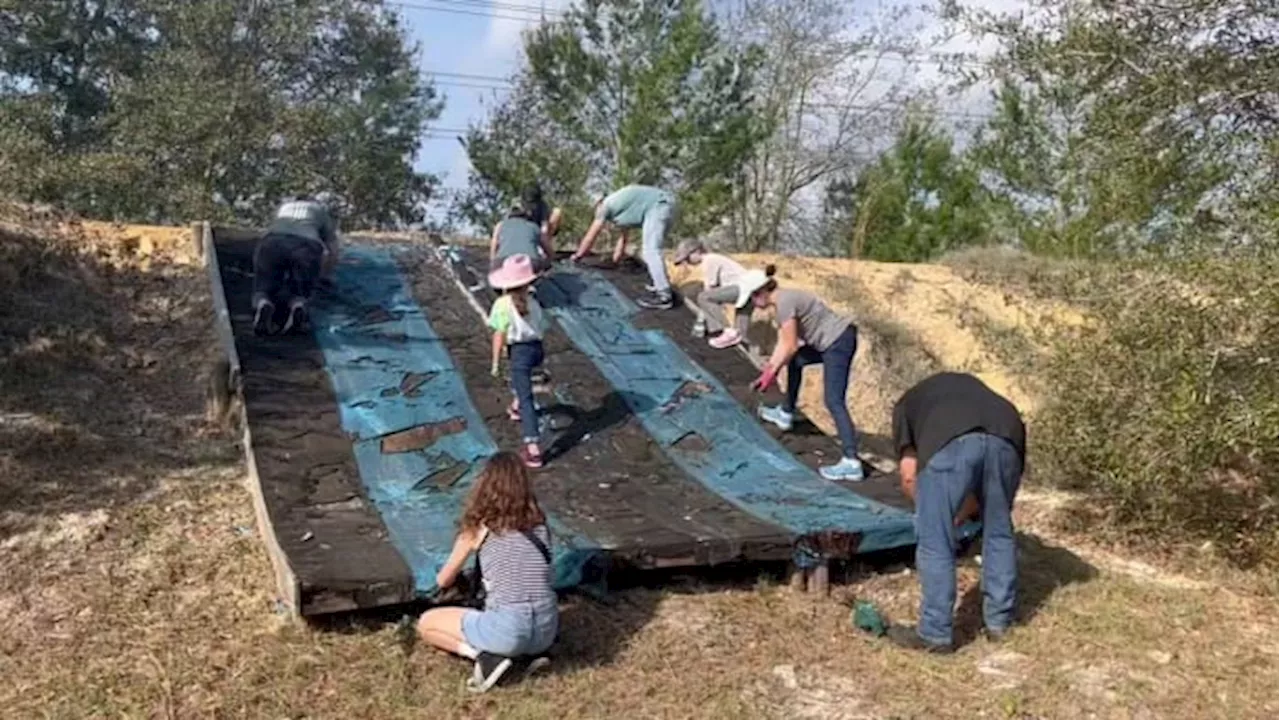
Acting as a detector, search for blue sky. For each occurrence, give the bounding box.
[398,1,565,217]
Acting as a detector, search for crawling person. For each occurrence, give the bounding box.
[672,238,753,349]
[416,451,559,692]
[252,193,342,335]
[489,201,554,274]
[488,254,548,468]
[739,265,865,481]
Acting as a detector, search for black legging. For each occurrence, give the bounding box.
[252,233,325,307]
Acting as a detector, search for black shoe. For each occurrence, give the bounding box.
[281,304,308,334]
[514,654,552,680]
[253,301,275,336]
[885,624,954,655]
[635,290,674,310]
[469,652,513,693]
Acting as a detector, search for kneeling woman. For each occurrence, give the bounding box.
[416,452,558,692]
[739,265,865,481]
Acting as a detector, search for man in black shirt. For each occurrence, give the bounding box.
[885,372,1027,653]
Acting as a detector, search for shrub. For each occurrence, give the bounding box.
[1035,252,1279,568]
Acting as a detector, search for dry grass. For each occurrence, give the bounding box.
[0,218,1275,719]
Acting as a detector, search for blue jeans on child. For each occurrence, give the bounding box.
[783,325,858,458]
[914,432,1023,646]
[509,340,544,442]
[462,599,559,656]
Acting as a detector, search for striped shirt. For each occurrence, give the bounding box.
[478,524,556,608]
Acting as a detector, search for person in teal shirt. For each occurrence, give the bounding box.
[569,184,677,309]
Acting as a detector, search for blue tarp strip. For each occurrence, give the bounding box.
[537,267,917,554]
[310,247,599,594]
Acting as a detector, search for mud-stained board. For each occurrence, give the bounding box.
[396,242,798,569]
[212,228,415,616]
[596,258,916,511]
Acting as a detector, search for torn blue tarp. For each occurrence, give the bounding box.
[310,247,599,594]
[537,267,917,554]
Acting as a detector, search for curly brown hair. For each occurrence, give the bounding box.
[460,451,545,534]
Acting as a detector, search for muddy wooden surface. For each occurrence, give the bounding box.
[592,257,912,511]
[398,244,796,569]
[213,231,414,615]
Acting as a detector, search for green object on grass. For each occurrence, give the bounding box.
[852,600,887,637]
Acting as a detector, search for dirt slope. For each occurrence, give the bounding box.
[2,214,1275,719]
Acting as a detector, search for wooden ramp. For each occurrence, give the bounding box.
[202,225,926,618]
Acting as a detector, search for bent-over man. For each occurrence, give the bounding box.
[886,372,1027,653]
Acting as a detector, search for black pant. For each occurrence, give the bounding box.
[252,232,324,306]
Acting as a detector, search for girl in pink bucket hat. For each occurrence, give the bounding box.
[487,254,548,468]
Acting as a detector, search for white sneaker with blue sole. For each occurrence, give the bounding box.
[757,405,794,431]
[819,457,866,482]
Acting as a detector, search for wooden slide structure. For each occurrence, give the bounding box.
[197,223,942,619]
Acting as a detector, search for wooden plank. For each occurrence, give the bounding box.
[210,228,417,617]
[201,222,240,392]
[198,220,301,618]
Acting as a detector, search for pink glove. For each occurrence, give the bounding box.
[751,365,779,393]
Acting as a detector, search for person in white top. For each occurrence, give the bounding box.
[672,239,753,349]
[487,254,548,468]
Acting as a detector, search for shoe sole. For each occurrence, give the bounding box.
[523,656,551,679]
[253,306,274,336]
[281,306,308,334]
[709,337,742,349]
[820,470,866,482]
[468,657,514,693]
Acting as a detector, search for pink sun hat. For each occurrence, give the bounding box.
[488,253,539,290]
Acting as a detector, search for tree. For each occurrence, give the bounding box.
[450,79,594,237]
[824,115,989,262]
[951,0,1278,256]
[0,0,441,228]
[718,0,932,253]
[456,0,766,238]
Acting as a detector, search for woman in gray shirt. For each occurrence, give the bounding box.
[737,265,864,481]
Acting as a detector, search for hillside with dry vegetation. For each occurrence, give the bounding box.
[2,207,1276,719]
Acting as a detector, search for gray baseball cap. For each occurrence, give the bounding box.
[673,238,705,265]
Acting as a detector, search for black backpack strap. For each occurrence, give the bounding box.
[520,528,552,565]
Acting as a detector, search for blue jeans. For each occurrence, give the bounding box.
[508,341,544,443]
[915,432,1023,646]
[640,198,675,293]
[783,325,858,458]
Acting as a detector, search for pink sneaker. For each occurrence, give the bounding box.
[709,329,743,349]
[507,399,521,422]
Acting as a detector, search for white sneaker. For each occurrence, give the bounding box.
[758,405,794,431]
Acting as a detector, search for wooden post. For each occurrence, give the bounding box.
[191,221,206,260]
[807,561,830,596]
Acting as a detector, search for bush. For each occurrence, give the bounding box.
[1035,252,1279,568]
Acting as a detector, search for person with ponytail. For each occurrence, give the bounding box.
[735,264,866,481]
[487,254,548,468]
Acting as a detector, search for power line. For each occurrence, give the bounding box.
[388,0,559,23]
[395,0,562,16]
